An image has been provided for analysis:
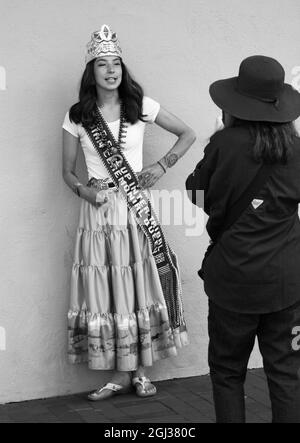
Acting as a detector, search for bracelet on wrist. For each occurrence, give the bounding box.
[74,182,83,197]
[157,160,167,173]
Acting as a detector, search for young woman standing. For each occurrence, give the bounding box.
[62,25,195,401]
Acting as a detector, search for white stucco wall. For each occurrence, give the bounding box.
[1,0,300,404]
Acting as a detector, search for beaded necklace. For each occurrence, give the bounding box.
[97,101,127,150]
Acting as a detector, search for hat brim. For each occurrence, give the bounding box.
[209,77,300,123]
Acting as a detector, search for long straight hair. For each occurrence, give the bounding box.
[69,59,146,126]
[225,114,299,164]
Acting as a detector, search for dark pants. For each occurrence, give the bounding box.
[208,300,300,423]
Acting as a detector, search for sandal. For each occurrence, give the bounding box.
[87,382,132,401]
[132,376,157,398]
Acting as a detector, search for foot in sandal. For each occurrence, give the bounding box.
[88,371,132,401]
[132,376,157,397]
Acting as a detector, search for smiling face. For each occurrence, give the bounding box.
[93,56,122,91]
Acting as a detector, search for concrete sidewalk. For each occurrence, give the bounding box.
[0,369,271,423]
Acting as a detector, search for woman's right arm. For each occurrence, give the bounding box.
[62,129,106,207]
[185,139,220,213]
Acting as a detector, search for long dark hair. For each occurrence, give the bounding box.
[226,114,299,164]
[69,59,146,126]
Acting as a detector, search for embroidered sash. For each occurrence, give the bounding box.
[84,109,187,337]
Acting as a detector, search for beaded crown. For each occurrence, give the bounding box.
[85,24,122,64]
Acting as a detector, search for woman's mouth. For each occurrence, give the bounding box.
[105,77,118,84]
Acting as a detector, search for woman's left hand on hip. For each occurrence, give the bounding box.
[137,163,165,189]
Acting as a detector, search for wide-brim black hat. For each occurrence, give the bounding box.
[209,55,300,123]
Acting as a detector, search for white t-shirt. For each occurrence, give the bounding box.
[62,96,160,180]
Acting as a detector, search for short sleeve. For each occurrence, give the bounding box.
[62,111,79,138]
[142,96,160,124]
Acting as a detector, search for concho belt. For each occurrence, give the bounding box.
[87,177,117,191]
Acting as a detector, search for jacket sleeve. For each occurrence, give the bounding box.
[185,140,219,213]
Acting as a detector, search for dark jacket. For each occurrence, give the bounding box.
[186,126,300,313]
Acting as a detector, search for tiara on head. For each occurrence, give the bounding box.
[85,24,122,64]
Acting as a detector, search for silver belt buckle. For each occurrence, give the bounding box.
[87,178,109,191]
[96,178,110,191]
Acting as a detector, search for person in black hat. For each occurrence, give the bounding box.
[186,55,300,423]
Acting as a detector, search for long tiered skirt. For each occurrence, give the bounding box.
[68,187,188,371]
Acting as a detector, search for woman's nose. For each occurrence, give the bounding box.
[107,64,115,73]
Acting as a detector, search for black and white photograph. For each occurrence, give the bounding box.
[0,0,300,426]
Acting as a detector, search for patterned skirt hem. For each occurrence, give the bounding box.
[67,304,189,371]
